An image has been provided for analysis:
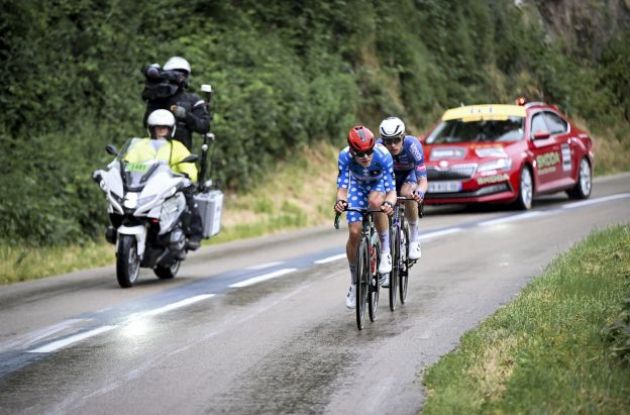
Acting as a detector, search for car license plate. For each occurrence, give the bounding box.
[428,181,462,193]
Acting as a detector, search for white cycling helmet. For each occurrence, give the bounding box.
[379,116,406,139]
[163,56,191,75]
[147,109,176,138]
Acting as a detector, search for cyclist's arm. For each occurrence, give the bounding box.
[410,139,428,197]
[383,150,398,206]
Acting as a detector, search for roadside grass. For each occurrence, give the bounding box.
[0,141,339,284]
[0,241,115,285]
[422,224,630,414]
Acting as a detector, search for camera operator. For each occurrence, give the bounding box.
[142,56,210,151]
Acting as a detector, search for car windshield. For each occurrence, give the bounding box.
[427,116,525,144]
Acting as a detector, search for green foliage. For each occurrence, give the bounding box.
[0,0,627,246]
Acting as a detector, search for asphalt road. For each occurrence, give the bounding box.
[1,173,629,415]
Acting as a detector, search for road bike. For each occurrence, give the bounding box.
[389,197,423,308]
[335,207,384,330]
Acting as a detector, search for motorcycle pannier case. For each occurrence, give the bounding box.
[194,190,223,238]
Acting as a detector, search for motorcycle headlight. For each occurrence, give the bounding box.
[478,158,512,173]
[123,192,139,209]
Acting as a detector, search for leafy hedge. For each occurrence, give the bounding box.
[0,0,628,245]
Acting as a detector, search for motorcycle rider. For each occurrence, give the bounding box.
[378,116,428,262]
[143,56,210,151]
[124,109,204,250]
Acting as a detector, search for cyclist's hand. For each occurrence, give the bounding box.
[334,199,348,213]
[381,201,394,216]
[413,190,425,203]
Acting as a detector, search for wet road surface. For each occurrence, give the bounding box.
[0,173,629,414]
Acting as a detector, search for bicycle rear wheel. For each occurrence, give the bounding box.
[399,222,410,304]
[368,238,380,322]
[389,224,399,311]
[355,238,369,330]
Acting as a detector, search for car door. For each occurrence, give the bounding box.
[528,111,562,190]
[543,111,573,185]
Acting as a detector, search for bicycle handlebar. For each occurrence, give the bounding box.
[334,207,385,229]
[395,196,425,217]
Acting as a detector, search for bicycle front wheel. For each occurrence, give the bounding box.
[399,223,410,304]
[368,238,380,322]
[389,224,400,311]
[356,238,370,330]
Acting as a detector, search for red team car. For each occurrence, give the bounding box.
[421,101,594,209]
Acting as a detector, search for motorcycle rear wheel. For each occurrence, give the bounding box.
[154,260,181,279]
[116,234,140,288]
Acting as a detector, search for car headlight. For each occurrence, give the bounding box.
[478,158,512,172]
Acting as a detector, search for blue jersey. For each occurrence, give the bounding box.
[377,135,427,177]
[336,144,395,191]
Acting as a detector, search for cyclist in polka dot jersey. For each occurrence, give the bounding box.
[334,125,397,309]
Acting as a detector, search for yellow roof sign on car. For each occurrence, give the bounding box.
[442,105,526,122]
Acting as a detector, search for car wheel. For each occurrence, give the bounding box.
[567,158,592,200]
[514,166,533,210]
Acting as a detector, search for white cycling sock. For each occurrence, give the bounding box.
[409,221,418,242]
[379,231,390,253]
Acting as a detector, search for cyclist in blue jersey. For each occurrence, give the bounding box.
[334,125,397,309]
[378,116,428,263]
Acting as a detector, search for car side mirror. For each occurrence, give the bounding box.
[105,144,118,155]
[533,131,551,140]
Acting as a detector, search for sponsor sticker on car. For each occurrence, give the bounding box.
[428,181,462,193]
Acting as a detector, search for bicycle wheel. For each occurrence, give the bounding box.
[355,238,369,330]
[389,223,400,311]
[368,237,380,322]
[399,222,410,304]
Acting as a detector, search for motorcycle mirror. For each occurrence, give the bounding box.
[105,144,118,156]
[201,84,212,94]
[178,154,199,164]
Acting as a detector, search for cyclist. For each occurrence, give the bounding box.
[334,125,397,309]
[378,116,428,264]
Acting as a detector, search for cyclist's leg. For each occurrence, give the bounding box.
[368,185,391,275]
[345,181,367,308]
[401,171,422,259]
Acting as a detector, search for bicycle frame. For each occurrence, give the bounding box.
[335,207,384,330]
[390,197,423,306]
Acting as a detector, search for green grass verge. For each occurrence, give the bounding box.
[422,224,630,414]
[0,240,115,285]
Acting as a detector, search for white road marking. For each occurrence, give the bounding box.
[561,193,630,209]
[29,326,117,354]
[229,268,297,288]
[139,294,215,318]
[246,261,284,270]
[314,254,346,264]
[421,227,463,240]
[478,211,544,227]
[28,295,216,354]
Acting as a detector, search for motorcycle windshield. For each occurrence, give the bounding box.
[118,138,173,190]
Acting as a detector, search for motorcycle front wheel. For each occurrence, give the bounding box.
[116,234,140,288]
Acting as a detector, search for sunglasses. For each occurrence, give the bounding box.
[351,149,374,158]
[382,136,403,145]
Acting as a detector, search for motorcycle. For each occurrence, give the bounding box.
[93,84,222,288]
[92,140,193,287]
